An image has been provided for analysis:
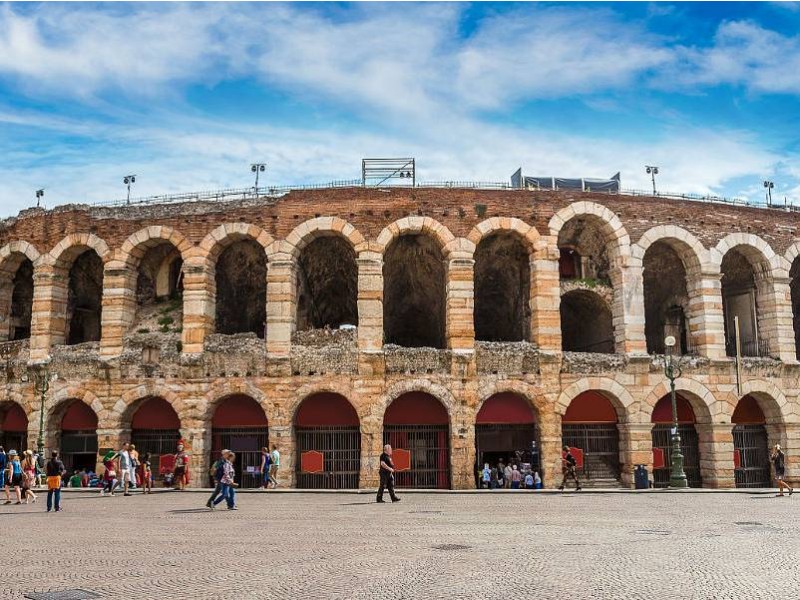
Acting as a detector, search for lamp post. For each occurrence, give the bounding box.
[763,180,774,206]
[29,364,55,460]
[663,335,688,488]
[645,165,659,196]
[123,175,136,204]
[251,163,266,190]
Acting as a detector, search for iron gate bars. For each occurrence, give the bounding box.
[295,426,360,489]
[211,427,269,489]
[733,424,771,488]
[561,424,620,481]
[384,425,450,489]
[651,424,702,488]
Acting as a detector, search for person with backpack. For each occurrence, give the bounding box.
[206,449,230,509]
[771,444,793,497]
[45,451,66,512]
[260,447,272,490]
[213,451,237,510]
[5,450,22,504]
[559,445,581,492]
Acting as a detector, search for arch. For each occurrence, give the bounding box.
[285,217,366,258]
[548,201,631,256]
[739,379,791,424]
[560,288,614,353]
[294,392,359,427]
[209,392,269,489]
[476,392,536,424]
[47,386,107,431]
[0,400,28,451]
[49,233,110,265]
[118,226,193,268]
[467,217,540,252]
[129,397,181,430]
[732,394,765,425]
[0,240,41,269]
[198,223,274,265]
[211,394,269,428]
[374,379,456,422]
[116,385,188,427]
[712,233,782,274]
[0,244,36,342]
[384,392,448,425]
[563,391,619,423]
[375,216,456,257]
[641,379,717,424]
[202,380,270,425]
[476,380,550,417]
[556,378,635,423]
[633,225,709,272]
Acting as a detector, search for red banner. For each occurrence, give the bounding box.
[159,454,175,475]
[733,449,741,469]
[653,448,665,469]
[301,451,324,474]
[393,448,411,472]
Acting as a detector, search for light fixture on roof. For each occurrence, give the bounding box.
[251,163,267,191]
[645,165,659,196]
[123,175,136,204]
[764,180,774,206]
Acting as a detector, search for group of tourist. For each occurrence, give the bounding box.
[479,460,543,490]
[0,446,68,511]
[203,444,280,511]
[100,441,190,496]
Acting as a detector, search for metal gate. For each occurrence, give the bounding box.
[0,431,26,453]
[562,424,620,481]
[296,426,360,489]
[475,424,540,478]
[211,427,268,489]
[384,425,450,489]
[60,430,98,473]
[131,429,181,479]
[651,424,702,488]
[733,424,770,488]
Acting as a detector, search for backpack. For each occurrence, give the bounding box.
[213,460,226,481]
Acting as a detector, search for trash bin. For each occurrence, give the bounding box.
[634,465,648,490]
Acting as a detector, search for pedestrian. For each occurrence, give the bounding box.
[129,444,139,488]
[269,444,280,489]
[504,462,513,489]
[140,452,152,494]
[559,445,581,492]
[481,463,491,489]
[206,449,229,509]
[174,442,189,491]
[0,446,7,503]
[534,471,542,489]
[376,444,400,503]
[5,450,22,504]
[21,450,37,503]
[80,468,90,488]
[524,471,534,489]
[45,451,66,512]
[490,466,498,489]
[68,470,82,488]
[118,442,133,496]
[260,447,272,490]
[213,451,237,510]
[771,444,794,497]
[100,450,118,496]
[511,465,522,489]
[496,461,505,489]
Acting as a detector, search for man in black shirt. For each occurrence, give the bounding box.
[559,445,582,492]
[377,444,400,503]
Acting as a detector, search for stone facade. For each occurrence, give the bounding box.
[1,187,800,489]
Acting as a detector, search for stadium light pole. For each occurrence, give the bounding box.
[763,180,774,206]
[35,189,44,207]
[123,175,136,204]
[251,163,266,191]
[645,166,659,196]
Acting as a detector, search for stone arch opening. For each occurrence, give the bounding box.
[557,217,612,284]
[294,392,360,490]
[383,392,450,489]
[643,241,690,355]
[214,240,267,338]
[474,232,531,342]
[475,392,539,488]
[790,257,800,360]
[55,399,99,473]
[731,394,770,488]
[210,394,268,488]
[66,249,104,345]
[0,256,33,342]
[132,243,183,334]
[129,397,182,477]
[383,234,446,349]
[0,401,27,451]
[650,394,702,488]
[720,247,770,357]
[296,236,357,331]
[561,391,620,483]
[560,289,614,353]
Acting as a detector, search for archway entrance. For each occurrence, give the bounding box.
[131,397,182,480]
[383,392,450,489]
[295,393,360,489]
[59,401,98,473]
[561,391,620,483]
[475,393,539,486]
[651,394,702,488]
[732,395,770,488]
[0,402,27,451]
[211,395,268,488]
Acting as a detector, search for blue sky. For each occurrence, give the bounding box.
[2,1,800,217]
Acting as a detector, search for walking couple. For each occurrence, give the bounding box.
[206,449,238,510]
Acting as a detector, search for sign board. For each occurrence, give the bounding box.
[301,450,324,474]
[393,448,411,472]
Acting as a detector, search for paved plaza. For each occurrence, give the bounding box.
[2,490,797,599]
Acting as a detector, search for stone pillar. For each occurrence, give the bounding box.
[359,417,383,490]
[445,252,475,352]
[100,257,136,359]
[538,410,562,488]
[618,423,653,488]
[266,254,296,365]
[268,421,294,488]
[185,427,210,488]
[181,257,212,355]
[616,254,647,354]
[450,403,475,490]
[688,269,726,359]
[697,422,735,488]
[782,422,800,487]
[97,427,126,475]
[29,260,63,362]
[0,263,14,342]
[762,274,796,362]
[530,237,561,351]
[357,251,385,376]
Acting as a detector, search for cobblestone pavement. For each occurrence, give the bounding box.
[1,490,797,599]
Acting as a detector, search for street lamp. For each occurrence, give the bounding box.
[251,163,266,190]
[28,363,56,462]
[645,165,659,196]
[763,180,774,206]
[123,175,136,204]
[35,189,44,207]
[663,335,688,488]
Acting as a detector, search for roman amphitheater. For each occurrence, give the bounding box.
[1,184,798,489]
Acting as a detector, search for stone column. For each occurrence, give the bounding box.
[538,410,562,488]
[615,254,647,354]
[97,427,126,475]
[530,237,561,352]
[181,256,212,355]
[359,415,383,490]
[687,268,726,359]
[782,422,800,487]
[617,423,653,488]
[100,257,136,359]
[357,251,385,376]
[450,403,475,490]
[184,426,210,488]
[761,274,796,362]
[697,422,735,488]
[29,260,63,362]
[266,254,296,370]
[268,421,294,488]
[445,252,475,352]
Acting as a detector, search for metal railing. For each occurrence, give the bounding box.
[725,337,772,359]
